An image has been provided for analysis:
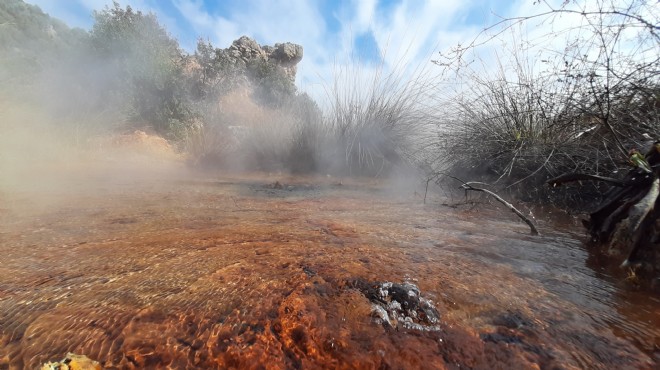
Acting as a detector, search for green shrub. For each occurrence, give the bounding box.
[89,2,193,138]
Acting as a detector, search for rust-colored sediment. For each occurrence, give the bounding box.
[0,174,658,369]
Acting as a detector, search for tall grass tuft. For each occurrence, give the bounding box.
[322,60,443,176]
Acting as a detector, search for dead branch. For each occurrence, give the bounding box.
[506,148,555,189]
[447,175,540,235]
[547,173,627,187]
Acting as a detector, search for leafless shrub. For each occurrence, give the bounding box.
[432,0,659,207]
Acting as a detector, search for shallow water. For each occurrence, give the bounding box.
[0,172,658,369]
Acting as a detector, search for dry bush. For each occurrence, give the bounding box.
[438,59,658,207]
[438,53,607,206]
[433,0,659,207]
[183,88,324,172]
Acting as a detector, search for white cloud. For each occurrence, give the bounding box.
[352,0,376,32]
[172,0,213,33]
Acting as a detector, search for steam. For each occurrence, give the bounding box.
[0,1,447,209]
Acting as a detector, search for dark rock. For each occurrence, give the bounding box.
[350,278,441,331]
[491,310,532,329]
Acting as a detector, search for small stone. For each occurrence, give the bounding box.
[41,353,101,370]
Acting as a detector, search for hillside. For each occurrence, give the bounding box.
[0,0,87,83]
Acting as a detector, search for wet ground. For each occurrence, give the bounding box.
[0,169,658,369]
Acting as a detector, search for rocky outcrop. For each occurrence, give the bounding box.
[225,36,303,82]
[183,35,303,103]
[271,42,304,65]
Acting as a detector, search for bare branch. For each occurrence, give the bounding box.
[447,175,540,235]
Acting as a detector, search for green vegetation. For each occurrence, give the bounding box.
[88,3,189,137]
[0,0,306,149]
[1,0,432,176]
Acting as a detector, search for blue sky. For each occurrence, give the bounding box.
[26,1,511,50]
[27,0,596,100]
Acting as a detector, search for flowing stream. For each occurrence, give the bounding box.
[0,172,658,369]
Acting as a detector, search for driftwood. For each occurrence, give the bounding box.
[425,173,540,235]
[457,180,540,236]
[548,141,659,269]
[440,175,540,235]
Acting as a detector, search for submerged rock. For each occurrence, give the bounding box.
[350,279,441,331]
[41,353,101,370]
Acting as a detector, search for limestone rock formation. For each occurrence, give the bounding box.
[227,36,266,62]
[225,36,303,82]
[272,42,304,65]
[184,35,303,99]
